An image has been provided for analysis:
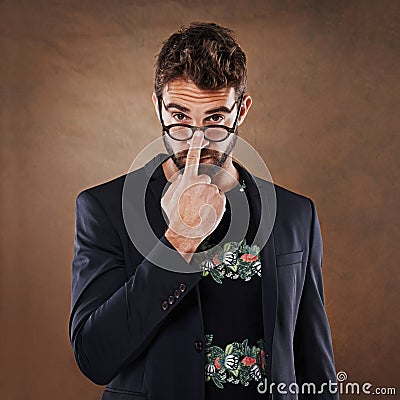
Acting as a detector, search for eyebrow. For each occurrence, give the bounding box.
[164,101,235,115]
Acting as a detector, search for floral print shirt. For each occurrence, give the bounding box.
[195,176,267,399]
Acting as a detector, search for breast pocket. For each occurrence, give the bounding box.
[276,250,303,268]
[102,387,148,400]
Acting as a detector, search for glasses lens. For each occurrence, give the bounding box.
[169,126,192,141]
[204,127,230,142]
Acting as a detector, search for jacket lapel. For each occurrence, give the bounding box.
[143,153,170,238]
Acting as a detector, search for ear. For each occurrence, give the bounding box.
[152,92,160,119]
[237,94,252,126]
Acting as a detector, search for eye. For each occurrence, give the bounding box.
[172,113,187,122]
[207,114,224,123]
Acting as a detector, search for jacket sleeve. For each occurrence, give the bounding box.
[293,198,339,399]
[68,190,203,385]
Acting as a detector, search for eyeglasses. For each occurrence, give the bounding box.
[157,92,244,142]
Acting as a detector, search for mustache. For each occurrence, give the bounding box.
[175,149,223,159]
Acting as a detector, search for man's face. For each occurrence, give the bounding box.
[153,79,248,175]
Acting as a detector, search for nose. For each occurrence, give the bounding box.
[187,130,209,148]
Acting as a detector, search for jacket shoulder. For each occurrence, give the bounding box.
[255,175,313,203]
[273,183,315,231]
[78,174,127,202]
[74,168,150,238]
[255,176,314,221]
[75,166,148,204]
[275,182,313,205]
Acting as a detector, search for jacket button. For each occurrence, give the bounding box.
[194,340,203,352]
[168,295,175,305]
[161,300,169,311]
[173,289,181,299]
[179,283,187,292]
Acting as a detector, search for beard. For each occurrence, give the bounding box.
[162,133,238,178]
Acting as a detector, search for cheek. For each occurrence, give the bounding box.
[210,142,231,154]
[167,139,188,154]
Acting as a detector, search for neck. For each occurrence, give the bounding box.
[162,156,240,193]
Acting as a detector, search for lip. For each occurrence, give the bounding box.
[183,155,213,162]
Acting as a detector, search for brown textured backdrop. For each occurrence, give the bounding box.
[1,1,399,399]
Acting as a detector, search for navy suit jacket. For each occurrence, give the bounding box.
[69,154,339,400]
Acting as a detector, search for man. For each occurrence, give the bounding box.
[69,22,339,400]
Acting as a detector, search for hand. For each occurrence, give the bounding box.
[161,131,226,259]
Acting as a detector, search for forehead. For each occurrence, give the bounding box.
[162,79,235,108]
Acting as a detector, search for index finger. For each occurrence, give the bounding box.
[183,131,205,178]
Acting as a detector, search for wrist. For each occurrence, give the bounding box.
[165,228,202,261]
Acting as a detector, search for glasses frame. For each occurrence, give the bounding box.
[157,92,244,142]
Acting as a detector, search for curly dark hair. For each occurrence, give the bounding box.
[154,22,247,100]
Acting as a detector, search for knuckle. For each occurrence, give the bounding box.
[186,152,199,160]
[209,183,221,193]
[197,174,211,183]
